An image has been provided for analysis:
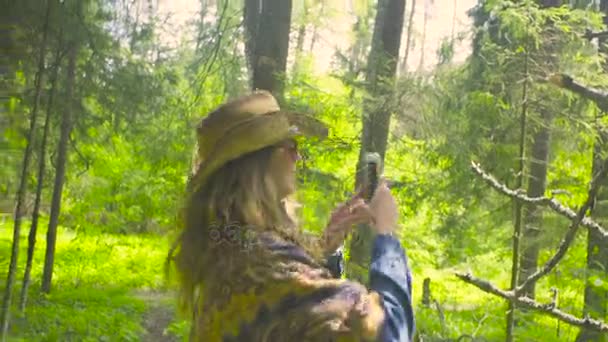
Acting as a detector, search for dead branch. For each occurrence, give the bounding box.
[584,29,608,41]
[547,74,608,112]
[470,161,608,239]
[455,272,608,333]
[515,155,608,293]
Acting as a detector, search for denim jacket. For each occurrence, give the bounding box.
[326,235,415,341]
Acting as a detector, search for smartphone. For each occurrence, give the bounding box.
[364,152,382,202]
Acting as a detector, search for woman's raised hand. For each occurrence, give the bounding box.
[368,180,399,235]
[322,187,373,253]
[321,180,400,253]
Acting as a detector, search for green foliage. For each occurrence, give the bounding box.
[5,0,608,340]
[13,286,146,342]
[0,218,187,341]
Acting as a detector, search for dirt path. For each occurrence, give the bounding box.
[135,290,179,342]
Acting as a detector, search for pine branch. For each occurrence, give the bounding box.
[455,272,608,333]
[547,74,608,112]
[470,161,608,239]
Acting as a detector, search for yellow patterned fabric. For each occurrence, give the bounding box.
[190,231,387,342]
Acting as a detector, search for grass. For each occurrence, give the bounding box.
[0,217,189,342]
[0,215,595,341]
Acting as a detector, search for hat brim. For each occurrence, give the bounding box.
[282,111,328,140]
[189,111,328,193]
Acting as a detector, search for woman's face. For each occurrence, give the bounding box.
[268,139,301,198]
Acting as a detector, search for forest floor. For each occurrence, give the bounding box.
[0,218,585,341]
[0,218,190,341]
[135,290,179,342]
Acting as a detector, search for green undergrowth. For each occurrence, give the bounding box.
[0,217,189,341]
[0,215,593,341]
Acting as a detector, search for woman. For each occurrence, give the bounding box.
[169,91,414,341]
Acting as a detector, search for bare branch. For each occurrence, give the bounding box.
[470,161,608,239]
[515,156,608,293]
[584,29,608,41]
[547,74,608,112]
[455,272,608,333]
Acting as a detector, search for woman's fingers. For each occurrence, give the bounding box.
[346,185,368,206]
[368,180,399,234]
[337,202,374,227]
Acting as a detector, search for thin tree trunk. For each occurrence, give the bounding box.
[518,109,552,298]
[41,40,78,294]
[418,0,429,72]
[505,44,529,342]
[19,44,62,312]
[309,1,324,53]
[577,129,608,342]
[577,1,608,341]
[451,0,457,41]
[0,1,53,339]
[295,23,306,58]
[516,0,560,302]
[348,0,406,284]
[401,0,416,73]
[292,1,308,74]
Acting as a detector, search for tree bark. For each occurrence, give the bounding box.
[41,40,78,294]
[516,0,560,302]
[506,43,529,342]
[308,1,324,54]
[577,129,608,342]
[517,109,552,299]
[243,0,260,81]
[401,0,416,73]
[245,0,293,98]
[418,0,429,71]
[292,0,308,74]
[0,0,52,339]
[348,0,406,284]
[451,0,457,41]
[19,44,62,312]
[578,2,608,340]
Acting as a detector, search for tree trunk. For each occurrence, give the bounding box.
[516,0,560,302]
[243,0,260,81]
[292,0,308,74]
[308,1,324,53]
[505,43,529,342]
[0,0,52,338]
[41,41,78,294]
[347,0,406,284]
[517,109,552,299]
[19,45,62,312]
[577,129,608,342]
[418,0,429,71]
[245,0,293,98]
[451,0,457,41]
[577,2,608,341]
[401,0,416,73]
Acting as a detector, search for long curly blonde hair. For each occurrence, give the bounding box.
[168,144,322,315]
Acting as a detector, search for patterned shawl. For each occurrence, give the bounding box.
[189,229,387,342]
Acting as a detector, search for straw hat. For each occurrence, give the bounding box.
[189,90,328,193]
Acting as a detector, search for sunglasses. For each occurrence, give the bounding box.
[275,139,301,161]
